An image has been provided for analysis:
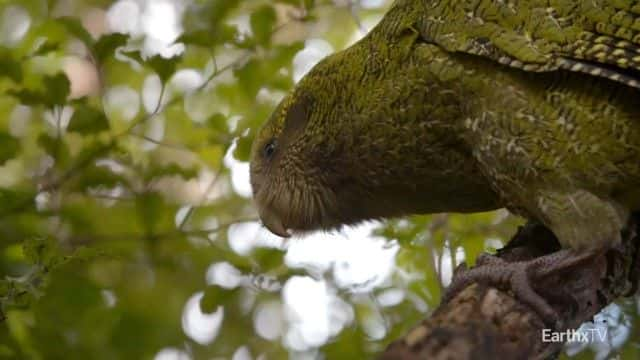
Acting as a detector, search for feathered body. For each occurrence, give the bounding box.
[250,0,640,251]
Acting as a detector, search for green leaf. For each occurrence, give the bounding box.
[6,89,44,106]
[303,0,316,11]
[251,248,285,272]
[213,24,239,45]
[233,43,302,99]
[72,139,116,171]
[0,344,16,357]
[92,33,129,64]
[68,104,109,134]
[135,192,164,235]
[122,50,144,63]
[74,164,125,190]
[200,0,242,29]
[177,25,237,47]
[144,164,199,182]
[147,54,182,83]
[271,42,305,69]
[0,47,22,82]
[32,41,61,56]
[200,286,240,314]
[233,132,254,162]
[42,73,70,106]
[10,73,71,107]
[0,279,38,310]
[0,188,36,216]
[234,58,262,98]
[206,113,229,134]
[56,17,94,47]
[175,31,211,47]
[0,132,20,165]
[37,133,70,166]
[23,237,65,268]
[124,51,182,83]
[250,5,277,45]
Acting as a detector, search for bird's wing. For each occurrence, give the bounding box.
[417,0,640,88]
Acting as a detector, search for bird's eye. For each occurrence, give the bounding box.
[263,139,277,158]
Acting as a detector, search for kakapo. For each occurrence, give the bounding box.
[249,0,640,323]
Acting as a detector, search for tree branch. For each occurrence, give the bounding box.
[381,215,640,359]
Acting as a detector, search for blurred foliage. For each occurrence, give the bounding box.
[0,0,638,359]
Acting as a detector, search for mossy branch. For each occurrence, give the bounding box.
[381,216,640,359]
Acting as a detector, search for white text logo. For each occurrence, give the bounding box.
[541,328,607,343]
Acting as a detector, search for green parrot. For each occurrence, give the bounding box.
[249,0,640,324]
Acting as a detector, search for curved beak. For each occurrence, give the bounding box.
[259,207,291,238]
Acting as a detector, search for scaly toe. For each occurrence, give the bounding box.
[443,257,560,327]
[476,253,507,266]
[509,264,560,327]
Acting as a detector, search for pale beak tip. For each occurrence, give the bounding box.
[270,226,292,238]
[257,203,294,238]
[261,217,291,238]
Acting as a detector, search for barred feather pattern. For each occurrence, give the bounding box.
[418,0,640,88]
[250,0,640,250]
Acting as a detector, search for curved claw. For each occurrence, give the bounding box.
[442,248,605,329]
[510,266,560,327]
[443,255,561,328]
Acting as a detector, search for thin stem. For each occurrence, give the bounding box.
[348,0,367,33]
[68,216,259,245]
[176,162,225,231]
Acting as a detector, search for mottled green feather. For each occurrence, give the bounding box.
[418,0,640,87]
[250,0,640,250]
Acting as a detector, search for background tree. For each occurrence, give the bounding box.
[0,0,638,359]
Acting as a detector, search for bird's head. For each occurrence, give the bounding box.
[249,85,342,237]
[249,40,498,238]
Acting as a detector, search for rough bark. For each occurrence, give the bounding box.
[381,216,640,360]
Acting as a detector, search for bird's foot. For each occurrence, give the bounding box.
[443,248,601,328]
